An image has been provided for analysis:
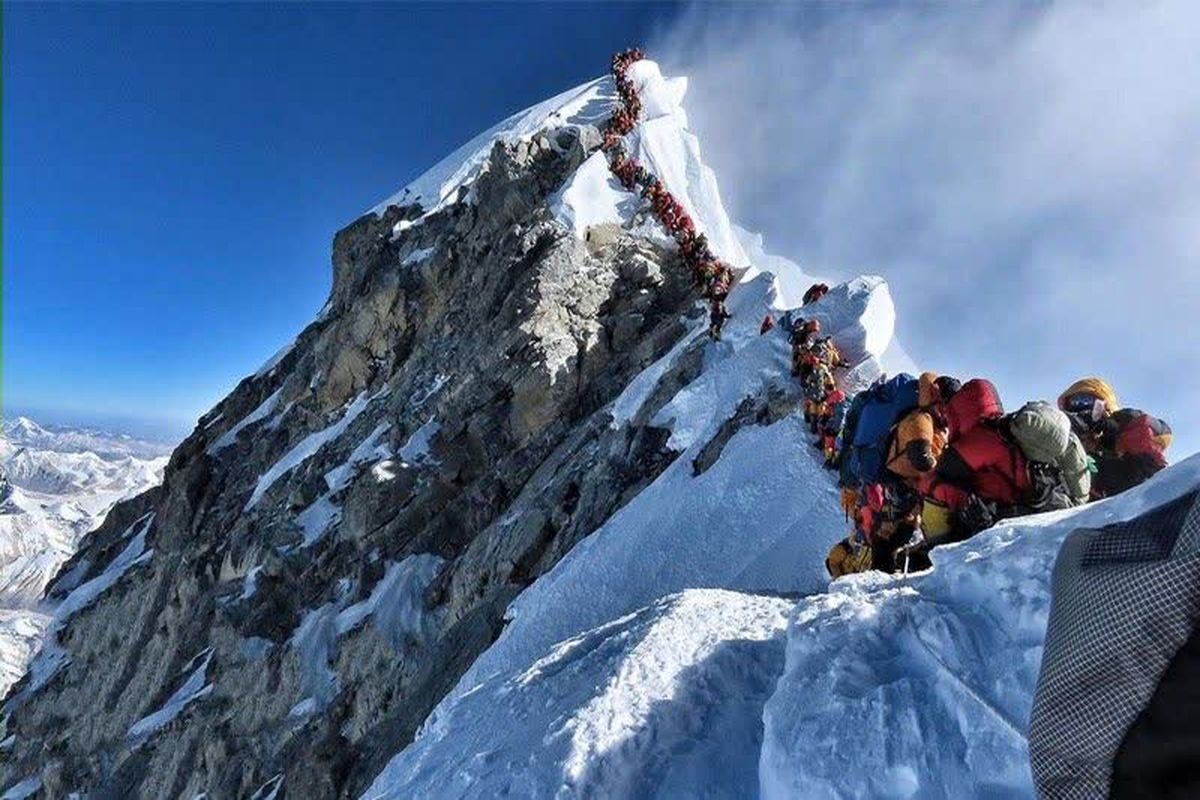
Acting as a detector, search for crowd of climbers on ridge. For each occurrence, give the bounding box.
[601,49,1172,576]
[603,49,737,340]
[765,288,1174,578]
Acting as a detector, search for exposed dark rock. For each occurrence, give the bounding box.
[0,124,711,799]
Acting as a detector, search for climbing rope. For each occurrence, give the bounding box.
[602,49,736,302]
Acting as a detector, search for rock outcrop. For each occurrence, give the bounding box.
[0,55,910,798]
[0,113,721,798]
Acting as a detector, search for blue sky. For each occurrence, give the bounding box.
[3,2,679,436]
[5,3,1198,454]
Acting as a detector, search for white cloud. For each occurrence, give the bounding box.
[654,1,1200,455]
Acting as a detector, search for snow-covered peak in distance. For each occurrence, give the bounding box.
[1,415,173,461]
[6,417,45,438]
[0,416,169,694]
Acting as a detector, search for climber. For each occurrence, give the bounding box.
[829,374,958,577]
[826,476,927,578]
[939,377,1005,443]
[1005,401,1093,510]
[1058,378,1171,498]
[790,318,818,377]
[709,264,734,300]
[804,336,848,373]
[760,314,775,335]
[922,448,1024,546]
[825,533,873,579]
[917,378,1009,544]
[838,373,921,492]
[826,373,928,579]
[803,283,830,306]
[708,298,732,341]
[803,360,837,434]
[818,389,849,469]
[829,374,957,572]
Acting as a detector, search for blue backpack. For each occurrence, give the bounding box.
[843,373,919,486]
[837,392,872,488]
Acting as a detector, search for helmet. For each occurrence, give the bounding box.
[1058,378,1119,414]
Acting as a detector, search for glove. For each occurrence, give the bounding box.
[957,494,996,535]
[840,487,859,520]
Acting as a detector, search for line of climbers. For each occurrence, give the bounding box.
[602,48,737,339]
[763,282,849,469]
[821,373,1173,578]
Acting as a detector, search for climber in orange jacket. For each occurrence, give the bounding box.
[1058,378,1171,498]
[803,361,837,433]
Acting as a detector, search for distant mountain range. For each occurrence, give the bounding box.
[1,415,175,461]
[0,415,171,693]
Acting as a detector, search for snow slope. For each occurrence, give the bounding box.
[365,455,1200,799]
[364,275,907,796]
[365,590,793,799]
[368,76,614,218]
[761,453,1200,799]
[356,59,1193,800]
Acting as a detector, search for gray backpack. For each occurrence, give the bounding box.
[1009,401,1091,503]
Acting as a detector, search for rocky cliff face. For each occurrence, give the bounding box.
[0,58,907,799]
[0,112,726,798]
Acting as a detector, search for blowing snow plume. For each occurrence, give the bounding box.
[653,1,1200,457]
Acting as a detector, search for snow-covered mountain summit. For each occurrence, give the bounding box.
[0,58,1168,800]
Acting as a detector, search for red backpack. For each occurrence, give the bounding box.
[943,379,1004,441]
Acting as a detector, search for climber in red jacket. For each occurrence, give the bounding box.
[802,283,829,305]
[918,378,1010,543]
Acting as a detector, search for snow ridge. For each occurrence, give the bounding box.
[354,57,1196,795]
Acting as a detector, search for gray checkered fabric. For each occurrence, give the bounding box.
[1029,489,1200,799]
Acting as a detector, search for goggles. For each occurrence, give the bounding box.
[1064,393,1101,414]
